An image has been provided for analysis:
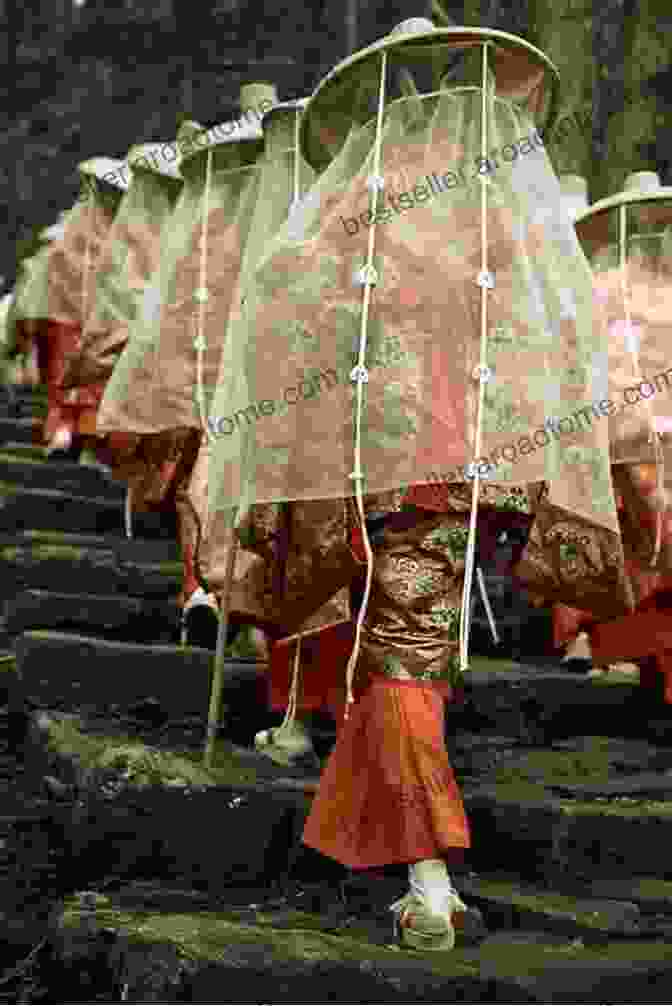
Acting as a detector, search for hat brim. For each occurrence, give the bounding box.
[260,98,309,128]
[301,26,560,171]
[78,158,130,190]
[127,143,183,179]
[180,118,264,165]
[577,188,672,250]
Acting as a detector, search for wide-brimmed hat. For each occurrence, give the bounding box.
[239,82,279,120]
[180,84,280,166]
[576,171,672,253]
[260,97,309,129]
[300,18,560,170]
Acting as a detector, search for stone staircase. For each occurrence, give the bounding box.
[2,382,672,1002]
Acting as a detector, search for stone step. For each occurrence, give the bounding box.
[459,661,656,743]
[0,442,50,462]
[0,398,48,421]
[0,454,125,499]
[0,540,184,606]
[56,881,672,1004]
[0,483,177,538]
[0,417,40,444]
[3,589,180,644]
[458,872,668,941]
[0,386,48,419]
[464,781,672,885]
[0,529,179,563]
[12,632,265,718]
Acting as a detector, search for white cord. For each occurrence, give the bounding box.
[279,633,303,731]
[343,50,388,718]
[277,109,306,731]
[459,42,492,672]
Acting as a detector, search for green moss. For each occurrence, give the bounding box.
[466,878,631,930]
[478,933,672,978]
[43,716,261,789]
[16,545,91,561]
[560,798,672,818]
[623,876,672,900]
[491,744,614,787]
[133,561,184,577]
[59,895,672,984]
[60,898,481,979]
[0,654,16,675]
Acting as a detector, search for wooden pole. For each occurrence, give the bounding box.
[203,527,238,768]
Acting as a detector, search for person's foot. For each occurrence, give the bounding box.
[254,720,319,770]
[390,886,468,952]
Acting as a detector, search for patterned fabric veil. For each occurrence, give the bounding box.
[64,144,184,388]
[204,28,617,551]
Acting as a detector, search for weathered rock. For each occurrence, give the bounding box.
[0,542,182,605]
[4,589,180,643]
[0,483,179,538]
[12,632,262,717]
[0,454,125,499]
[479,931,672,1004]
[584,877,672,916]
[461,665,646,741]
[460,873,643,940]
[0,417,40,445]
[466,785,672,884]
[545,771,672,800]
[0,483,126,534]
[1,529,179,563]
[54,887,672,1005]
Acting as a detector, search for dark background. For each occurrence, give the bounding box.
[1,0,671,288]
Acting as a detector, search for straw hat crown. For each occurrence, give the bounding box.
[177,120,204,142]
[239,82,278,115]
[388,17,436,37]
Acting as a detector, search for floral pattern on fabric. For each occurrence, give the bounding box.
[514,480,633,618]
[352,508,480,686]
[107,428,201,509]
[197,498,352,636]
